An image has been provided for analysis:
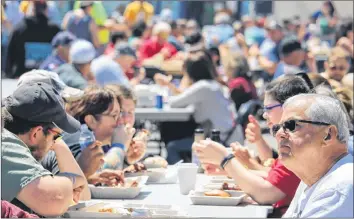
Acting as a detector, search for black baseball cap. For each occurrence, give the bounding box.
[114,43,137,58]
[51,31,77,48]
[279,36,303,57]
[3,82,80,133]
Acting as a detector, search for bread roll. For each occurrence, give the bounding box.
[204,190,231,197]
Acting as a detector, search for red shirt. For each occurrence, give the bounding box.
[266,159,300,216]
[1,201,39,218]
[138,38,177,61]
[104,43,115,55]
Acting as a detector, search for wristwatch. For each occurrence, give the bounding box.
[220,154,235,170]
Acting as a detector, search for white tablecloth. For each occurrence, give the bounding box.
[95,174,273,218]
[135,106,194,122]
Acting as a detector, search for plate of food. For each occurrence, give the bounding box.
[188,190,246,206]
[90,176,149,199]
[143,156,168,169]
[64,202,130,218]
[64,202,188,218]
[124,163,167,183]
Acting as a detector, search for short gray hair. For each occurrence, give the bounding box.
[284,94,350,144]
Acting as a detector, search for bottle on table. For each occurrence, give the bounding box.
[79,124,95,150]
[192,128,205,173]
[210,129,221,143]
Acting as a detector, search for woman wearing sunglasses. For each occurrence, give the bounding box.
[193,75,311,217]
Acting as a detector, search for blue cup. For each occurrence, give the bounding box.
[156,95,163,109]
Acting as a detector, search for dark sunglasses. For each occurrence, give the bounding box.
[263,103,282,112]
[44,128,63,142]
[272,119,331,137]
[330,65,346,71]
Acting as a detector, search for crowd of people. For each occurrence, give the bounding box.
[1,0,353,218]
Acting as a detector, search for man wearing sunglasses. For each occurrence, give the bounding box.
[275,94,353,218]
[2,82,89,217]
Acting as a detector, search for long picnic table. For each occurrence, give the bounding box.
[93,174,273,218]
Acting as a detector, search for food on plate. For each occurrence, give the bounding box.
[204,190,231,197]
[113,180,139,188]
[124,162,147,173]
[222,182,242,191]
[98,207,115,213]
[143,156,168,168]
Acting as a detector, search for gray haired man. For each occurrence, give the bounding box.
[273,94,353,218]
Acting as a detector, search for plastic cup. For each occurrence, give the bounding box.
[177,163,198,195]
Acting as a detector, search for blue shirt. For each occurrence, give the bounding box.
[244,26,266,46]
[285,154,353,218]
[260,38,279,63]
[39,54,66,71]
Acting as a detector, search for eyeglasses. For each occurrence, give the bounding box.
[263,103,282,112]
[99,112,122,121]
[330,65,346,71]
[121,111,134,117]
[272,119,331,137]
[46,129,63,142]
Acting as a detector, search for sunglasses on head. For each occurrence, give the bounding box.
[272,119,331,137]
[330,65,346,71]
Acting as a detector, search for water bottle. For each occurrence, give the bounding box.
[193,128,205,173]
[79,124,96,150]
[211,129,221,143]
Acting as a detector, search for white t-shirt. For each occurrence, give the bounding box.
[283,154,353,218]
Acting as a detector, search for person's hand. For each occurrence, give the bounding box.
[245,115,262,144]
[77,140,104,178]
[111,124,136,151]
[235,33,246,46]
[203,163,228,176]
[230,142,252,168]
[306,51,318,73]
[72,185,84,203]
[88,169,125,186]
[248,44,260,57]
[337,37,353,55]
[193,139,229,166]
[153,73,173,87]
[137,67,146,82]
[160,48,171,59]
[126,139,147,164]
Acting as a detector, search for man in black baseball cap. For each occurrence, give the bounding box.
[3,82,80,139]
[273,36,306,79]
[40,31,77,71]
[1,82,88,216]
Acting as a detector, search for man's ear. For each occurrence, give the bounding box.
[84,115,97,130]
[323,126,338,145]
[28,126,43,145]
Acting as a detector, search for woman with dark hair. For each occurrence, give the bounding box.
[317,0,338,46]
[166,51,244,164]
[225,52,258,111]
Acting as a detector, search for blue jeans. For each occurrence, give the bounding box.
[166,137,194,164]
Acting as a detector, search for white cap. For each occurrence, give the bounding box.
[69,40,96,64]
[152,22,171,35]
